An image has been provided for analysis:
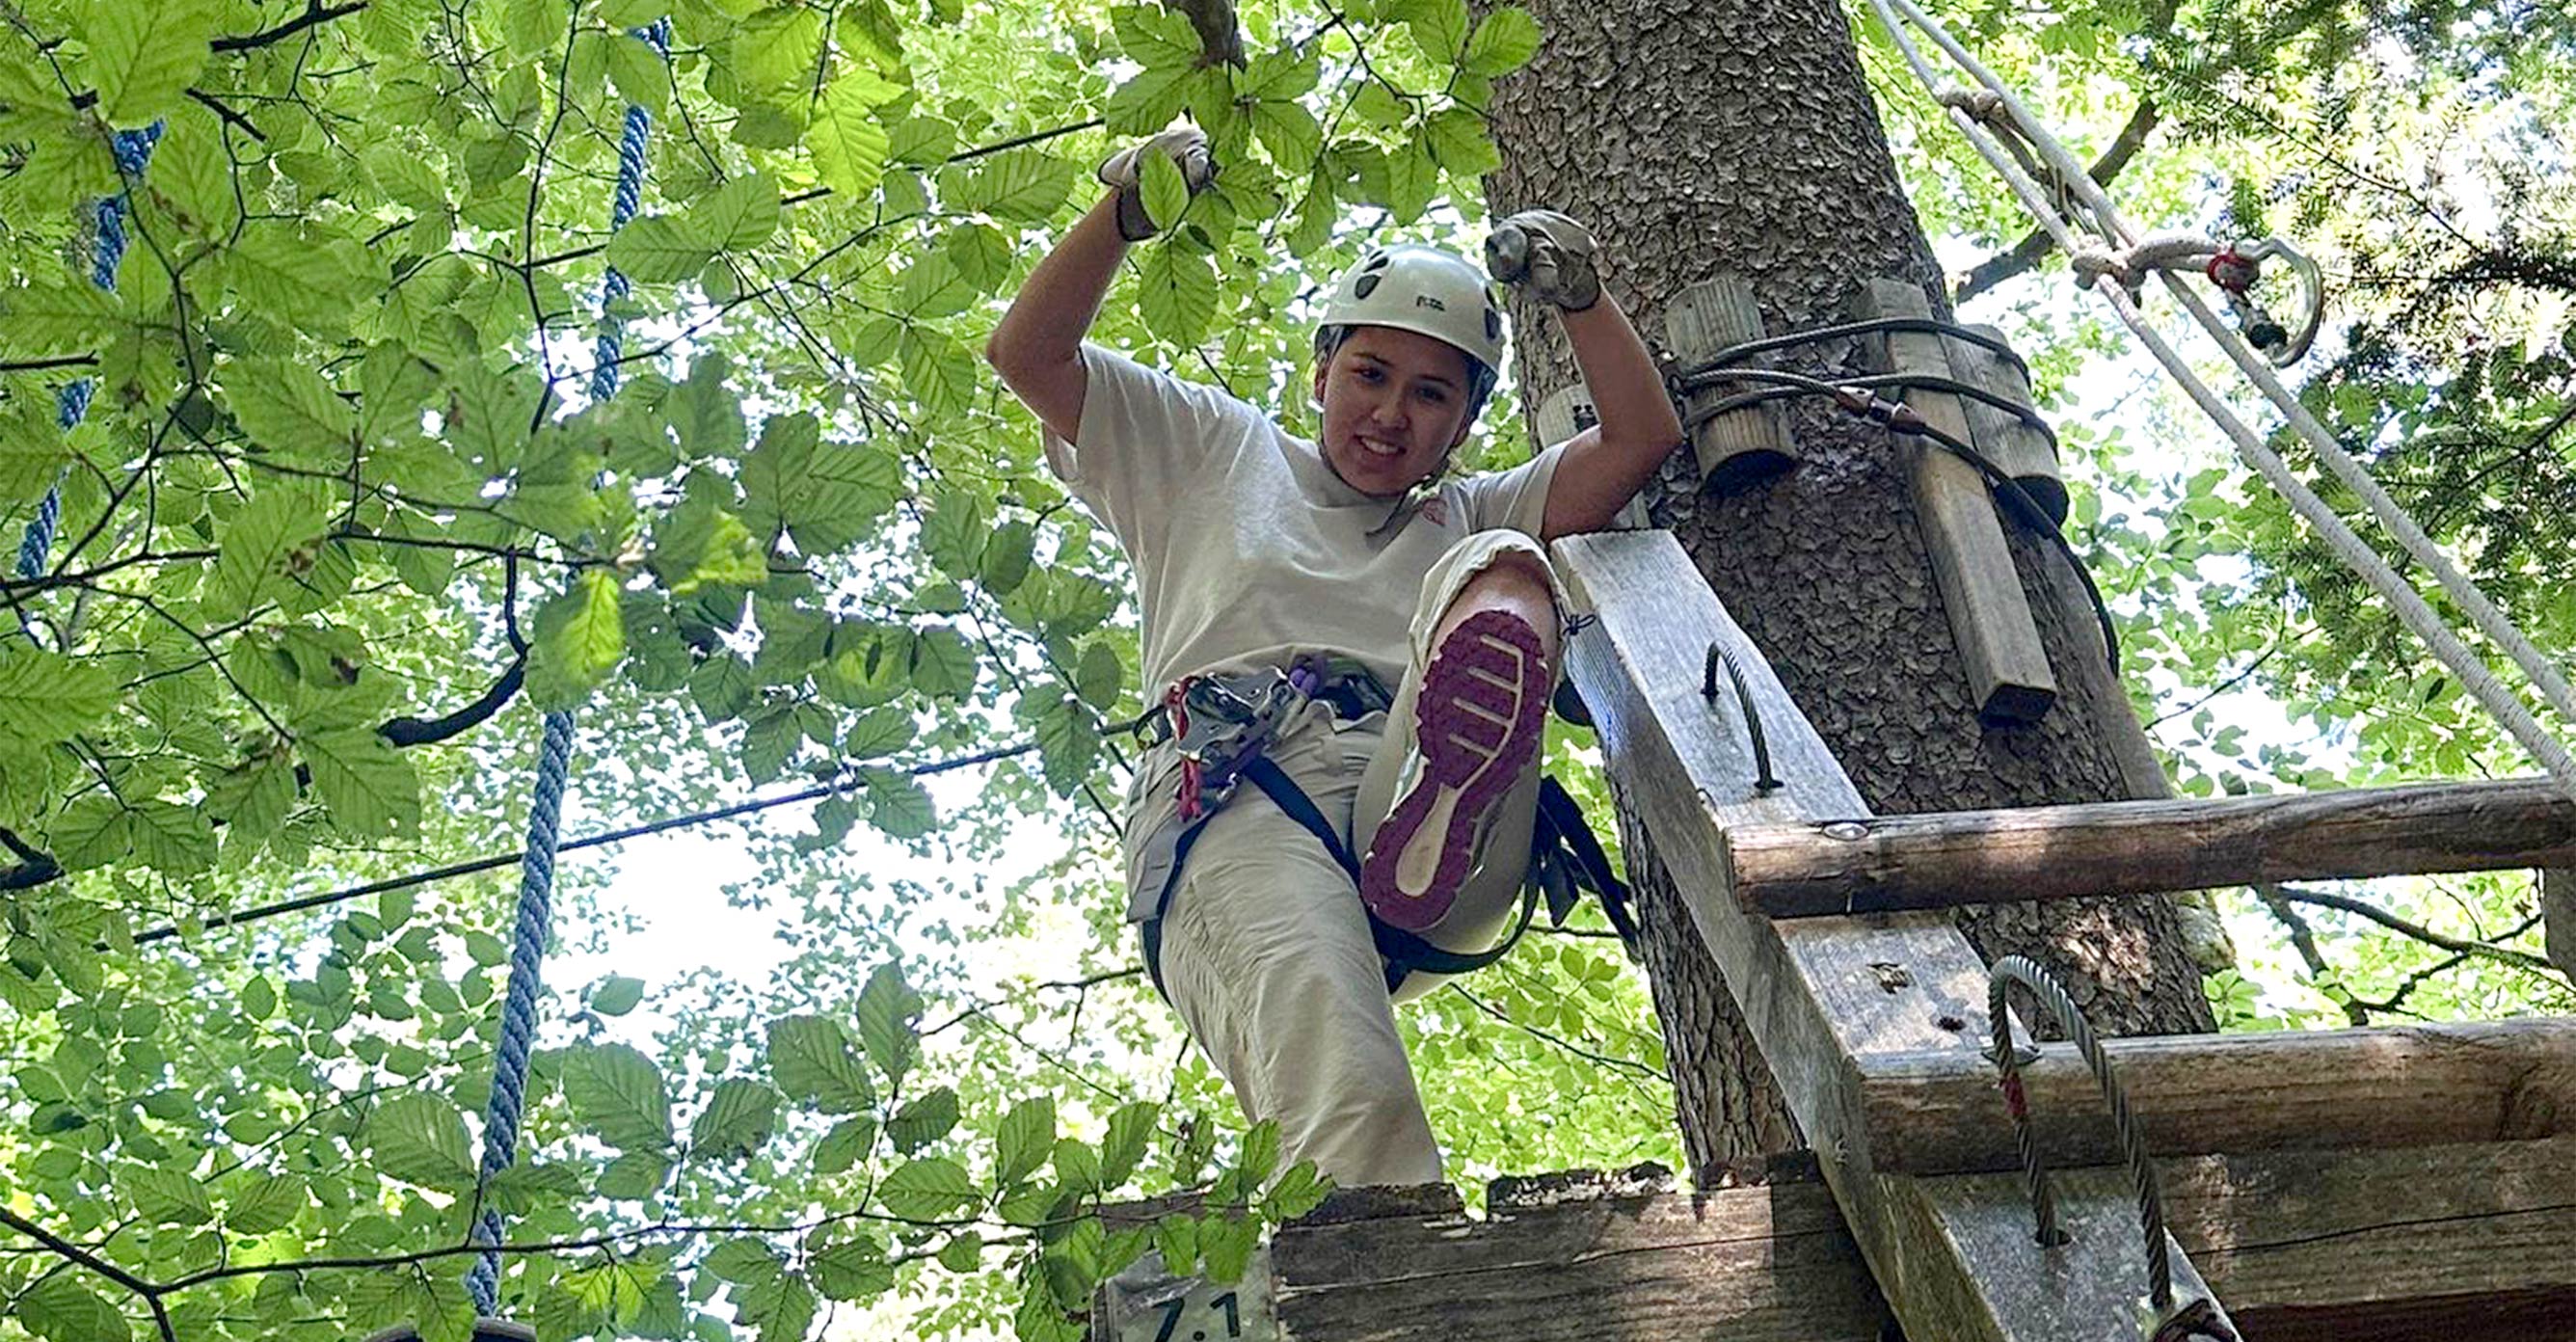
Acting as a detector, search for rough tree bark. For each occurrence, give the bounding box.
[1481,0,2215,1183]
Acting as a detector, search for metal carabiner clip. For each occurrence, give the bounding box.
[2226,235,2325,367]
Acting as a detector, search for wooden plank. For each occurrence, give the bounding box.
[1859,1017,2576,1175]
[1550,528,2229,1342]
[1168,1140,2576,1342]
[1271,1175,1891,1342]
[1859,279,2055,723]
[1665,275,1799,490]
[1727,776,2576,917]
[1951,323,2068,524]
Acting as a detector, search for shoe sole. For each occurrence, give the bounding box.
[1361,609,1548,932]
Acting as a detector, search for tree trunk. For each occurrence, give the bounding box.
[1483,0,2215,1184]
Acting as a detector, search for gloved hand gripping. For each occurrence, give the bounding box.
[1485,208,1601,311]
[1097,126,1218,242]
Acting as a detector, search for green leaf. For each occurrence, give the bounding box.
[0,648,119,747]
[729,6,828,98]
[1138,148,1190,233]
[767,1015,875,1112]
[908,626,979,698]
[977,520,1036,595]
[122,1165,217,1225]
[1384,134,1439,224]
[606,213,717,284]
[995,1095,1054,1186]
[897,253,976,320]
[936,1231,983,1274]
[224,1173,309,1234]
[605,32,674,116]
[843,706,916,759]
[689,1079,781,1159]
[854,961,922,1085]
[1251,98,1323,169]
[1423,107,1502,176]
[899,328,978,417]
[1034,694,1100,795]
[1099,1100,1159,1189]
[302,729,421,839]
[0,279,121,357]
[563,1042,674,1152]
[864,768,936,840]
[887,1085,960,1153]
[1137,245,1217,346]
[1112,5,1200,68]
[596,1150,671,1199]
[810,1234,896,1300]
[205,486,332,621]
[876,1156,978,1221]
[809,71,896,198]
[957,148,1077,222]
[1075,640,1125,711]
[0,406,68,502]
[1104,66,1192,137]
[229,360,357,460]
[690,654,755,722]
[17,1275,132,1342]
[83,0,216,125]
[813,1115,875,1173]
[1463,6,1544,74]
[127,799,215,873]
[367,1092,475,1188]
[528,569,627,710]
[1406,0,1472,62]
[589,975,647,1017]
[152,114,241,234]
[689,171,781,250]
[706,1237,786,1285]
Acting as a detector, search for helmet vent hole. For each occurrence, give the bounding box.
[1354,274,1382,300]
[1360,252,1391,273]
[1486,309,1503,340]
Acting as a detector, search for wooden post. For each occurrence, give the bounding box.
[1719,776,2576,917]
[1663,274,1799,491]
[1858,279,2056,723]
[1551,529,2233,1342]
[1951,322,2068,525]
[1533,383,1651,529]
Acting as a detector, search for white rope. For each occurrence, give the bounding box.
[1864,0,2576,800]
[1879,0,2576,742]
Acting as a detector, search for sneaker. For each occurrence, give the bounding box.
[1360,608,1549,931]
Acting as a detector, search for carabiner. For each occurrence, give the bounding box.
[2227,235,2324,366]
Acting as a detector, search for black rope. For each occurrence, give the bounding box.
[1670,315,2030,387]
[1672,365,2121,669]
[127,738,1040,947]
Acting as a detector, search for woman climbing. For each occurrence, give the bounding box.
[983,125,1683,1190]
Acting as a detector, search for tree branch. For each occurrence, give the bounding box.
[0,1204,177,1342]
[207,1,369,54]
[0,355,97,373]
[1954,99,2160,305]
[0,826,63,890]
[2270,883,2566,980]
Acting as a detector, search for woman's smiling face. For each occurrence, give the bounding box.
[1312,325,1477,497]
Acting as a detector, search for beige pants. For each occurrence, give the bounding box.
[1139,530,1564,1189]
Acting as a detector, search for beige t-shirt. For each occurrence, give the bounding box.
[1044,343,1566,694]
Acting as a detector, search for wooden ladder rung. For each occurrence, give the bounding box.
[1856,1016,2576,1175]
[1727,777,2576,917]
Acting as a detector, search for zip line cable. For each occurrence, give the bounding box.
[1865,0,2576,802]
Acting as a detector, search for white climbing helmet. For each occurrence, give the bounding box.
[1316,244,1509,375]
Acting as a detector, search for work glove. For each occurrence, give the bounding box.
[1485,208,1600,311]
[1096,126,1218,242]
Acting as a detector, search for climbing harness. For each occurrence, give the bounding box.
[1867,0,2576,807]
[457,14,672,1326]
[1130,655,1629,998]
[1986,956,2239,1341]
[13,126,162,625]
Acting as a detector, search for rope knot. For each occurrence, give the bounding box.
[1936,87,2005,121]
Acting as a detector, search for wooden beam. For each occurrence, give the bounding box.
[1120,1139,2576,1342]
[1726,777,2576,917]
[1859,1017,2576,1175]
[1550,529,2228,1342]
[1858,279,2055,724]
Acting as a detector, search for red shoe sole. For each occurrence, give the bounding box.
[1361,609,1549,932]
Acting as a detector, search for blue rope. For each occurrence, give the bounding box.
[16,125,161,609]
[464,20,667,1316]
